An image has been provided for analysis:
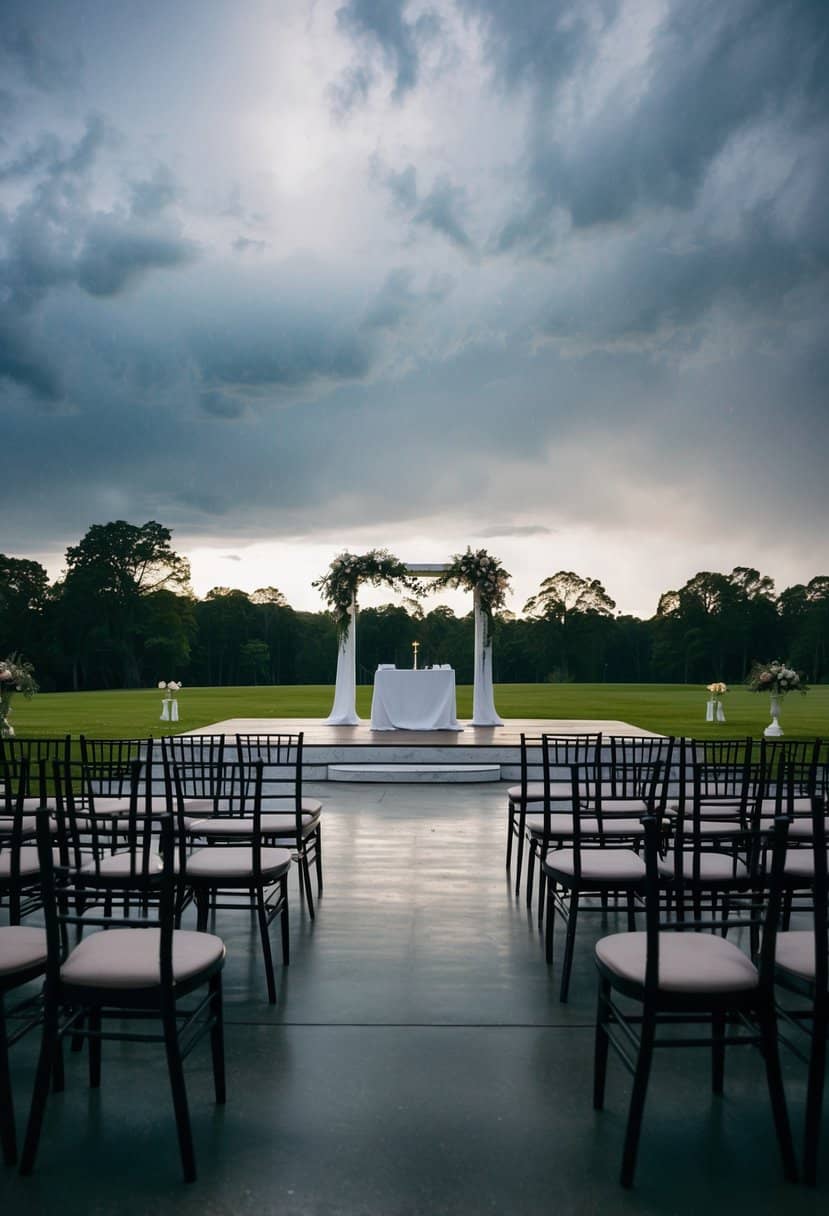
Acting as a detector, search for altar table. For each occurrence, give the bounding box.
[370,668,463,732]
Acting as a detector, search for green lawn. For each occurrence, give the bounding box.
[4,682,827,740]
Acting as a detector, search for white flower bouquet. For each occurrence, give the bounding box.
[746,661,807,697]
[0,653,38,738]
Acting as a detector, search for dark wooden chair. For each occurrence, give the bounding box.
[234,733,322,916]
[774,790,828,1185]
[170,758,292,1004]
[19,806,226,1183]
[593,813,797,1188]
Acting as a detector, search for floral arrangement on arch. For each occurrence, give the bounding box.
[0,653,38,738]
[433,548,511,621]
[746,660,807,697]
[313,550,423,636]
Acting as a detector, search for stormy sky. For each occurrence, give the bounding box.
[2,0,827,617]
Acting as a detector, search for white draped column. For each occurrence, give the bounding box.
[325,595,362,725]
[470,588,503,726]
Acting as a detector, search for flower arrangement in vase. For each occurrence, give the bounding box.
[0,654,37,738]
[705,681,728,723]
[746,660,807,738]
[158,680,182,722]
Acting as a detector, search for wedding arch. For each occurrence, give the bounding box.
[313,548,509,727]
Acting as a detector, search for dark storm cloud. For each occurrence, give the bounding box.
[1,0,828,600]
[0,315,60,402]
[129,166,178,218]
[493,0,829,248]
[377,162,472,249]
[0,115,197,400]
[335,0,440,103]
[76,220,196,296]
[461,0,617,92]
[1,16,82,93]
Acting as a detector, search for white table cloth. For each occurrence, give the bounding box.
[370,669,463,732]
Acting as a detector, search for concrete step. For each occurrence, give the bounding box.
[327,763,502,784]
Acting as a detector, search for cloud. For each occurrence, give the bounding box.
[336,0,438,103]
[76,220,197,296]
[232,236,267,255]
[481,525,555,539]
[377,161,473,249]
[130,166,178,218]
[1,13,82,94]
[493,0,829,248]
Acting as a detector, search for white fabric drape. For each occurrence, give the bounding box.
[470,588,503,726]
[325,596,362,725]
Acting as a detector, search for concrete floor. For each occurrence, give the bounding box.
[3,782,826,1215]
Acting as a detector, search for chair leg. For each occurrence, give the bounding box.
[758,1009,798,1183]
[162,1003,196,1183]
[537,864,546,928]
[0,1003,17,1166]
[506,804,514,869]
[803,1005,827,1186]
[545,881,556,965]
[314,829,323,895]
[209,973,226,1106]
[593,975,612,1110]
[711,1011,725,1095]
[620,1010,657,1188]
[525,841,536,910]
[19,1004,60,1176]
[195,888,209,933]
[626,891,636,933]
[559,889,580,1003]
[88,1006,102,1089]
[300,853,315,920]
[256,888,277,1005]
[279,876,290,966]
[514,820,526,896]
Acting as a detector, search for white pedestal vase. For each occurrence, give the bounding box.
[160,697,170,722]
[326,596,362,726]
[764,694,784,738]
[470,589,503,727]
[705,699,715,723]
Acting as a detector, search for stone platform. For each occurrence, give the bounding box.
[187,718,659,781]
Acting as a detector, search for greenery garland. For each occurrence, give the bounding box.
[0,653,38,738]
[313,549,424,636]
[432,547,511,621]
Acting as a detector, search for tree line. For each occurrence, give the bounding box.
[1,522,827,691]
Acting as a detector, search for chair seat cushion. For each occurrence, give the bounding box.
[60,928,225,989]
[509,782,571,803]
[658,852,748,881]
[82,850,163,876]
[187,811,320,838]
[526,815,646,838]
[775,931,818,983]
[0,845,41,877]
[0,814,38,834]
[0,925,48,978]
[783,850,829,879]
[185,846,293,880]
[596,930,759,993]
[543,848,646,882]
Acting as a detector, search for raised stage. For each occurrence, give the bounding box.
[187,718,659,782]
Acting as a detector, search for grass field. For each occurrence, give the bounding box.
[3,682,827,740]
